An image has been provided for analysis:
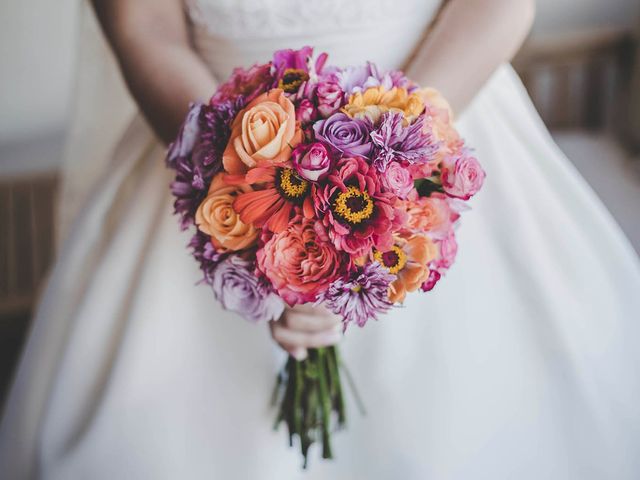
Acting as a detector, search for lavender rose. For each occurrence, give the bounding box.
[441,150,486,200]
[381,161,413,199]
[313,112,373,158]
[212,255,285,323]
[292,143,331,182]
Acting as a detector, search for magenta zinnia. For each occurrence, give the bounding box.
[315,156,404,256]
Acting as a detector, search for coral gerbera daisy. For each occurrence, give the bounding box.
[231,166,314,233]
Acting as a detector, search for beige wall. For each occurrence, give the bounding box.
[0,0,638,150]
[0,0,78,145]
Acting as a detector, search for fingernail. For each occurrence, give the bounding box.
[292,348,308,361]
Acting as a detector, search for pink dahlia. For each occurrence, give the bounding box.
[314,156,405,257]
[256,218,350,306]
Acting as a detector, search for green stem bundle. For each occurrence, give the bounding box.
[272,346,347,468]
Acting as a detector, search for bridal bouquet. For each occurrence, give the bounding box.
[166,46,484,466]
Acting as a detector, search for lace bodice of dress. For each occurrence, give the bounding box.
[185,0,441,81]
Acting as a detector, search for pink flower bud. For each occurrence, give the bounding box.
[317,81,344,117]
[296,99,317,124]
[292,143,332,182]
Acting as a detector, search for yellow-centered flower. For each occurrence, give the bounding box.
[276,168,309,201]
[373,246,408,275]
[278,68,309,94]
[332,186,375,225]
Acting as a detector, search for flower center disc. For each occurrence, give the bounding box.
[374,245,407,274]
[278,68,310,94]
[332,186,375,226]
[276,168,309,202]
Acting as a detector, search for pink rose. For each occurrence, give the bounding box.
[434,231,458,270]
[441,150,485,200]
[292,143,332,182]
[296,98,317,124]
[317,80,344,117]
[381,162,413,199]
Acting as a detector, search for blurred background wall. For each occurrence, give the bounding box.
[0,0,77,157]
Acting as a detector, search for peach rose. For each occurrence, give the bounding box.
[401,193,459,240]
[222,88,302,174]
[343,86,424,125]
[195,173,258,251]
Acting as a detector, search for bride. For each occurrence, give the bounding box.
[3,0,640,478]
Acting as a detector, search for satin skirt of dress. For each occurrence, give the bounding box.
[2,65,640,480]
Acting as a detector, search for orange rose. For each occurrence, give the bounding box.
[195,173,258,251]
[222,89,302,174]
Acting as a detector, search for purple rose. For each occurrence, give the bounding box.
[212,255,285,323]
[316,79,344,117]
[292,143,331,182]
[313,112,373,158]
[296,98,317,124]
[381,161,413,199]
[441,149,486,200]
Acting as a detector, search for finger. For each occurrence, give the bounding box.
[271,322,343,349]
[284,312,342,333]
[283,346,308,361]
[269,322,305,358]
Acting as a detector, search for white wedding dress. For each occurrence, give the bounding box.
[3,1,640,478]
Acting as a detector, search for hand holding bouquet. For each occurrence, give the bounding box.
[167,46,484,466]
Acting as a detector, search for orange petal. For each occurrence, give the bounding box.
[302,197,315,219]
[234,190,280,224]
[245,166,276,185]
[267,203,292,233]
